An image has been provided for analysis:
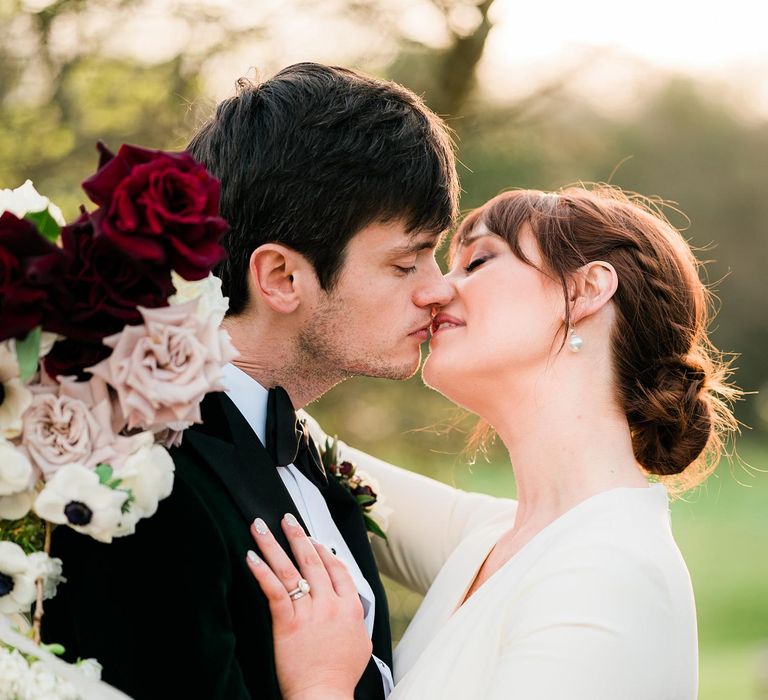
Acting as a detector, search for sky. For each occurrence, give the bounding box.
[206,0,768,117]
[37,0,768,117]
[477,0,768,114]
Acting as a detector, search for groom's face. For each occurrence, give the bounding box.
[298,220,452,380]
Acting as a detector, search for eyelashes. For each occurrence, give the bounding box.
[464,255,490,273]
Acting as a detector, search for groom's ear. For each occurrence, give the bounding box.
[249,244,316,314]
[567,260,619,324]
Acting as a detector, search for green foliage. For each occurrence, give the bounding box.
[0,512,46,554]
[364,514,387,540]
[94,463,134,513]
[24,209,60,243]
[15,327,41,382]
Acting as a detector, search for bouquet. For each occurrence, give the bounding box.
[0,144,237,697]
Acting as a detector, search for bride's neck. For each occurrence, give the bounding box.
[482,369,648,532]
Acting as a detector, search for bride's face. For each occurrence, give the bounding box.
[423,222,565,409]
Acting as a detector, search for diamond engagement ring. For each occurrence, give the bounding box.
[287,578,311,600]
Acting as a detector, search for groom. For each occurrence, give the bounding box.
[43,63,458,699]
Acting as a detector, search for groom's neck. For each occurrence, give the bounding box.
[223,316,346,409]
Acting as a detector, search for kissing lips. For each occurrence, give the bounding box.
[431,313,464,336]
[409,321,433,341]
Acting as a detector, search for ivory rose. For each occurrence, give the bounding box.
[0,342,32,439]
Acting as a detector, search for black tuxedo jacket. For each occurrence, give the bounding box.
[43,392,392,699]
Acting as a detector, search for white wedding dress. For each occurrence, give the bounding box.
[344,446,699,700]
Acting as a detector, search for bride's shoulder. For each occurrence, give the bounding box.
[526,485,692,600]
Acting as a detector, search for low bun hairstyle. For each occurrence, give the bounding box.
[456,185,738,490]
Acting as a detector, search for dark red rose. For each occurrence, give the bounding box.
[338,460,356,478]
[49,211,174,342]
[352,483,377,506]
[43,337,112,381]
[0,212,69,342]
[82,143,228,280]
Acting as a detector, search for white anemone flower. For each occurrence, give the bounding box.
[34,464,128,544]
[0,179,65,226]
[0,438,34,497]
[113,444,175,537]
[0,541,37,615]
[169,271,229,326]
[0,342,32,439]
[120,444,174,518]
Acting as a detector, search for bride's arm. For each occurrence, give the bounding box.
[302,413,514,593]
[338,444,514,595]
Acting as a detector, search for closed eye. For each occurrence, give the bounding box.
[464,256,489,273]
[394,265,417,275]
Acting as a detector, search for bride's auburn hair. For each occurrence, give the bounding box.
[456,185,739,490]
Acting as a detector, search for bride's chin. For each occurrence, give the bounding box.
[421,353,443,391]
[422,353,461,400]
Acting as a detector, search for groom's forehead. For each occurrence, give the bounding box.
[386,230,443,255]
[347,220,444,257]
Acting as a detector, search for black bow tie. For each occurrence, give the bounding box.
[265,386,327,490]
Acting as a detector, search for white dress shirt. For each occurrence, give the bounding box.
[221,364,394,695]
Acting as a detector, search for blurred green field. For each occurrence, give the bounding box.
[378,437,768,700]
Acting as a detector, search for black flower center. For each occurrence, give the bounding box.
[0,572,14,597]
[64,501,93,525]
[0,382,6,407]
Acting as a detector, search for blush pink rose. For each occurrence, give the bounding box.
[20,375,150,479]
[88,300,238,434]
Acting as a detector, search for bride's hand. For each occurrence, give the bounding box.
[246,514,372,700]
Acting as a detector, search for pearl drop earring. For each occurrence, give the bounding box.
[567,325,583,353]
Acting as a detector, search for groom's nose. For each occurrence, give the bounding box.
[413,262,454,309]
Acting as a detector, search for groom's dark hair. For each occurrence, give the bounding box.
[187,62,459,315]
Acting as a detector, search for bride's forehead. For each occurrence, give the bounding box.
[448,222,504,265]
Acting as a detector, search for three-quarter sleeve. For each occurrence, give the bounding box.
[339,444,515,595]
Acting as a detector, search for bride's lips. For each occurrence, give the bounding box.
[430,313,465,336]
[409,320,433,341]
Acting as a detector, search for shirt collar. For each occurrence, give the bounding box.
[220,363,268,445]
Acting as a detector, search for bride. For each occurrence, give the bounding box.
[244,186,736,699]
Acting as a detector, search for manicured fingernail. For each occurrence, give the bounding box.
[283,513,299,528]
[247,550,261,564]
[254,517,268,535]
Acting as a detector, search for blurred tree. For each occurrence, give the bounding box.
[0,0,276,213]
[386,0,498,116]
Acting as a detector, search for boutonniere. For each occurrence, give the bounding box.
[320,436,388,541]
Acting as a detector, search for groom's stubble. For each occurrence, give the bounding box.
[295,288,422,390]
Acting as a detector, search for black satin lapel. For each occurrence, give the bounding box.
[181,392,310,561]
[324,476,393,668]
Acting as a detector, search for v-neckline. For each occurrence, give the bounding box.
[449,528,505,618]
[448,484,659,620]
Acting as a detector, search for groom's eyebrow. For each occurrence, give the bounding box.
[390,235,441,256]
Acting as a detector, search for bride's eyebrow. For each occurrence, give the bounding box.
[461,231,498,247]
[447,231,496,265]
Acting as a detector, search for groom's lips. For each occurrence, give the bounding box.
[409,320,433,341]
[430,313,465,336]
